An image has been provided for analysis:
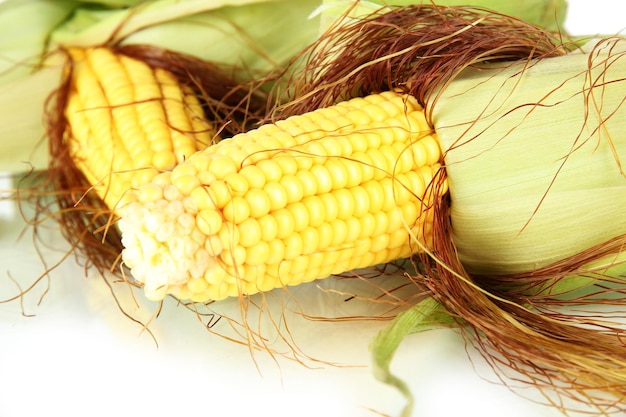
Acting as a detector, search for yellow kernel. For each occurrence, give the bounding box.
[208,180,231,208]
[372,121,398,146]
[245,241,270,266]
[389,228,408,249]
[172,174,201,196]
[366,131,382,150]
[350,185,370,217]
[345,132,368,153]
[197,209,223,236]
[345,109,371,125]
[220,245,246,266]
[152,150,176,170]
[372,211,389,236]
[302,141,327,165]
[274,208,295,239]
[308,252,325,269]
[380,178,396,212]
[290,256,309,275]
[172,161,198,177]
[257,158,282,182]
[276,155,298,175]
[238,217,262,247]
[359,212,376,239]
[198,170,217,185]
[345,217,361,242]
[137,183,163,203]
[363,103,389,122]
[272,131,296,148]
[343,159,363,188]
[280,174,304,204]
[331,188,354,220]
[244,188,271,218]
[362,180,384,213]
[288,202,309,232]
[295,154,314,170]
[317,223,333,250]
[324,158,349,190]
[239,165,266,189]
[310,164,332,194]
[295,169,318,197]
[400,202,419,228]
[266,239,286,264]
[224,172,249,195]
[409,139,428,168]
[283,234,303,259]
[319,193,338,222]
[421,135,442,164]
[187,277,208,294]
[353,152,375,182]
[299,227,319,255]
[258,214,278,241]
[370,233,390,252]
[209,155,238,179]
[190,187,215,210]
[223,196,250,224]
[241,264,266,285]
[330,219,348,247]
[302,196,325,227]
[218,223,240,247]
[353,238,371,257]
[264,181,288,211]
[321,137,343,156]
[368,149,390,178]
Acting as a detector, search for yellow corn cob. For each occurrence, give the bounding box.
[118,90,446,302]
[64,47,215,210]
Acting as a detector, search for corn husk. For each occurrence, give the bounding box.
[433,38,626,275]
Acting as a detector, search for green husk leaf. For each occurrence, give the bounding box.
[48,0,322,72]
[0,0,77,86]
[0,61,64,172]
[432,38,626,276]
[370,297,456,417]
[315,0,568,34]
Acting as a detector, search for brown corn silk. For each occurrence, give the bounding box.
[41,44,267,279]
[273,4,626,414]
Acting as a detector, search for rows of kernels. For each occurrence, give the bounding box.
[120,91,445,302]
[64,47,214,211]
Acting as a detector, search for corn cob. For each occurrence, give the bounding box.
[118,91,446,301]
[64,47,214,210]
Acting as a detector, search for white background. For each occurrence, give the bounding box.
[1,2,625,417]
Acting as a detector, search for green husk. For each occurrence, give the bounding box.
[370,297,456,417]
[0,0,77,86]
[315,0,567,33]
[432,38,626,276]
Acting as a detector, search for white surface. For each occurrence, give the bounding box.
[1,3,625,417]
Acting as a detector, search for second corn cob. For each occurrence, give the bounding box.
[64,47,214,210]
[118,91,446,301]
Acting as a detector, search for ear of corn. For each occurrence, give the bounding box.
[64,47,214,210]
[118,90,446,301]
